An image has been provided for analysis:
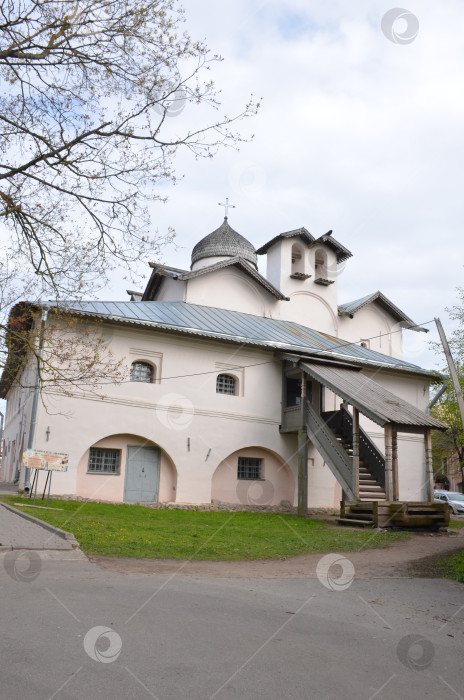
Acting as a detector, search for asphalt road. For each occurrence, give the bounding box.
[1,549,463,700]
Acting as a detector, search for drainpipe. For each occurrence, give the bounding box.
[24,308,48,492]
[0,411,3,474]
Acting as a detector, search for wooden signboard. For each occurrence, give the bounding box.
[22,449,68,472]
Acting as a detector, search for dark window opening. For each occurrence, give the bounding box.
[130,361,154,383]
[88,448,120,474]
[238,457,262,480]
[216,374,236,395]
[285,378,312,407]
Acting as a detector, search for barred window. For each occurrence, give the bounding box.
[238,457,262,480]
[216,374,236,395]
[130,361,154,383]
[88,448,120,474]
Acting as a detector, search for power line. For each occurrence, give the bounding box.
[3,319,436,387]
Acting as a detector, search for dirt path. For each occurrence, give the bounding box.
[92,526,464,579]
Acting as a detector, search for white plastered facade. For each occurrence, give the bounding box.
[0,224,433,507]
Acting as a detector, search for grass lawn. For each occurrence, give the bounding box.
[430,551,464,582]
[429,518,464,582]
[1,496,410,560]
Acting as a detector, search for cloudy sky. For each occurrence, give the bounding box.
[104,0,463,371]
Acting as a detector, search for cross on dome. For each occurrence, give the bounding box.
[218,197,235,220]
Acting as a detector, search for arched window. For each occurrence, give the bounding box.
[314,249,327,278]
[291,244,304,275]
[130,361,154,383]
[216,374,236,395]
[314,248,334,286]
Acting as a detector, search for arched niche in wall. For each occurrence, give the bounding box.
[291,243,305,276]
[211,446,294,506]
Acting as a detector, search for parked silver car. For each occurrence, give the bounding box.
[434,490,464,515]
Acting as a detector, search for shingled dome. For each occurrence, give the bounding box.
[191,219,258,269]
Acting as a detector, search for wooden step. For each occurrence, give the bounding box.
[344,505,375,515]
[337,518,374,528]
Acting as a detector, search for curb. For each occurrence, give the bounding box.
[0,502,80,549]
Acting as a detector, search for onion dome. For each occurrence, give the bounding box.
[191,218,258,268]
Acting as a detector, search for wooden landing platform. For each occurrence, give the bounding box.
[339,500,450,529]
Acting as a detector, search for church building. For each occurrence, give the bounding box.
[0,212,446,517]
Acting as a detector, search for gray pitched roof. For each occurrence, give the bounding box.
[338,291,427,332]
[142,264,188,301]
[311,231,353,263]
[191,219,257,268]
[301,362,446,430]
[47,300,439,377]
[180,257,289,300]
[256,227,316,255]
[256,227,353,263]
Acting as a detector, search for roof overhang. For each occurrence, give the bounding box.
[299,361,448,432]
[180,257,289,300]
[338,291,428,333]
[310,231,353,263]
[256,228,316,255]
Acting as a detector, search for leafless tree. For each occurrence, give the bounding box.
[0,0,257,297]
[0,0,257,396]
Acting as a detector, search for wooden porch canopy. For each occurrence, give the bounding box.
[299,361,448,502]
[299,362,447,433]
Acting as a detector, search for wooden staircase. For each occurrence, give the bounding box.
[324,409,387,502]
[338,500,450,529]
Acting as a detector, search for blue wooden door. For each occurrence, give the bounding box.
[124,446,160,503]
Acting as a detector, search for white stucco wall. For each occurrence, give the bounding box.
[1,228,435,510]
[5,325,302,505]
[184,267,278,317]
[338,305,403,358]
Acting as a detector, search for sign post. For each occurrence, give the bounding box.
[22,450,68,507]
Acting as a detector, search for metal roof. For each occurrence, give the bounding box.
[300,362,447,430]
[50,300,439,376]
[338,291,427,332]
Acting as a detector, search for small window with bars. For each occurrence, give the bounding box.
[130,361,154,383]
[216,373,236,395]
[87,448,120,474]
[238,457,262,480]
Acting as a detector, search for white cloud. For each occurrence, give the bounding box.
[100,0,464,368]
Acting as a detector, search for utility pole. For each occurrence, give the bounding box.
[435,317,464,486]
[435,319,464,428]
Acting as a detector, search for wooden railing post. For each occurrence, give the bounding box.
[352,406,360,500]
[297,374,308,517]
[424,429,434,502]
[392,429,399,501]
[384,423,393,501]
